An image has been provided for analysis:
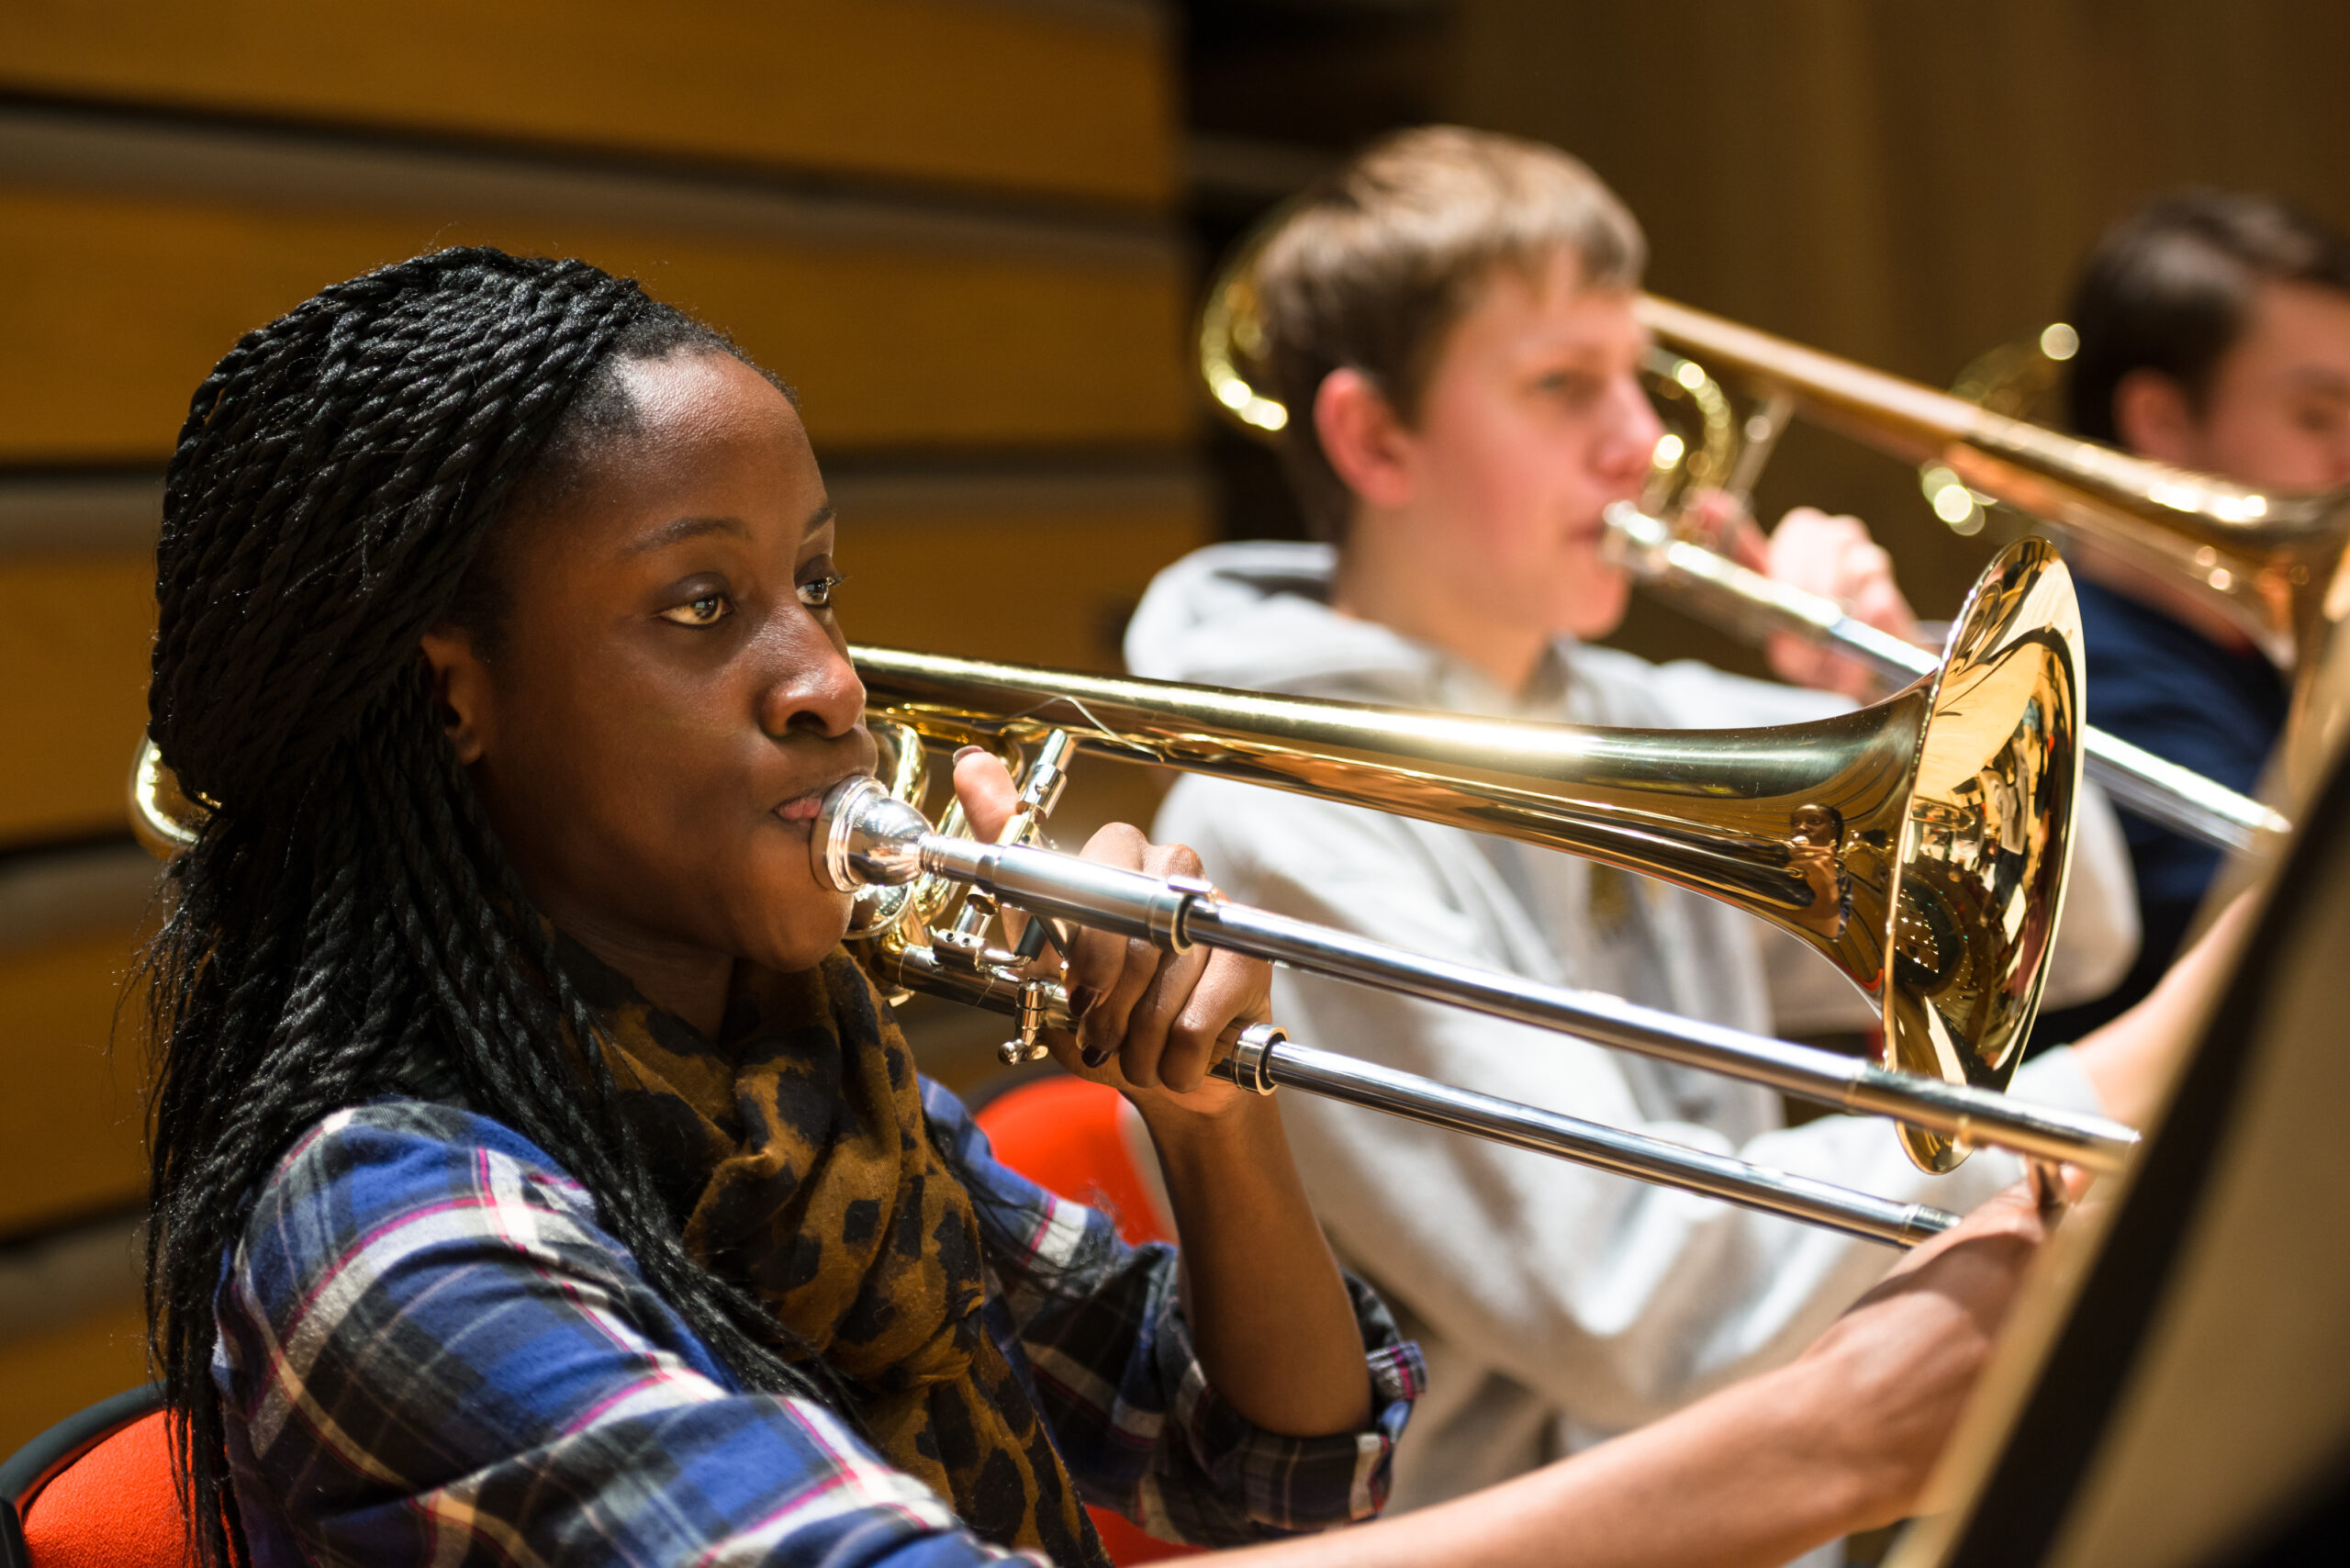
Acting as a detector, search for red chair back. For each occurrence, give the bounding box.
[975,1074,1199,1564]
[1,1386,192,1568]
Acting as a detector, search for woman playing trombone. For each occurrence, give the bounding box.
[146,248,2181,1568]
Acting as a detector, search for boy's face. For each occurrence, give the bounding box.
[2188,279,2350,491]
[1383,249,1662,641]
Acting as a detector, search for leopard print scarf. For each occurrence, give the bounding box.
[561,935,1105,1566]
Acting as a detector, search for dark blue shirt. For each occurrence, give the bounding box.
[2038,575,2288,1040]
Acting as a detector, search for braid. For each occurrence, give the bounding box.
[141,248,828,1568]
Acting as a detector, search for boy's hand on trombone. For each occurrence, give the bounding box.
[951,746,1273,1119]
[1684,490,1923,700]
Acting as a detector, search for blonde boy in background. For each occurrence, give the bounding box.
[1126,128,2152,1554]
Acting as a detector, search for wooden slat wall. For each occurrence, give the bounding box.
[0,554,156,846]
[0,1301,150,1457]
[0,0,1203,1448]
[0,177,1191,465]
[0,928,151,1237]
[0,0,1175,207]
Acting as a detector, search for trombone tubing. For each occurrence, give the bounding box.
[1602,505,2292,856]
[888,946,1955,1249]
[902,833,2139,1175]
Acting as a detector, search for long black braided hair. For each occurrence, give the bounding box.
[143,247,838,1567]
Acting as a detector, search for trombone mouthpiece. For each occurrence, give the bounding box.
[1600,501,1673,568]
[814,777,932,892]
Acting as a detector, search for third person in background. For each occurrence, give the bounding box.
[2035,190,2350,1041]
[1124,126,2154,1562]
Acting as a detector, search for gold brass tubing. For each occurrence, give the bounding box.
[1635,294,2350,700]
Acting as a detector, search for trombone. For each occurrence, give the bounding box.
[810,711,2134,1250]
[851,518,2082,1177]
[123,728,2123,1251]
[1634,296,2350,719]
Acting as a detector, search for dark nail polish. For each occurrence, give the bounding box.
[1065,985,1099,1022]
[1080,1044,1112,1070]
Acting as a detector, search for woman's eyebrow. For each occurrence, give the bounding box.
[806,503,837,534]
[627,516,748,555]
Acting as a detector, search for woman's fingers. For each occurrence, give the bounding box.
[951,747,1021,842]
[1091,839,1209,1085]
[1164,949,1271,1091]
[1053,830,1273,1092]
[1113,939,1213,1086]
[946,805,1273,1097]
[1057,822,1153,1065]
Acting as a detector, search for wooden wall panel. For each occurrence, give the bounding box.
[838,498,1205,671]
[0,1300,150,1456]
[0,554,153,845]
[0,929,148,1238]
[0,185,1192,465]
[0,0,1175,207]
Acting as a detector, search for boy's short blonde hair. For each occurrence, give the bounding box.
[1255,126,1646,541]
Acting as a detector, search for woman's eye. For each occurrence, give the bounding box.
[659,593,733,627]
[797,573,845,611]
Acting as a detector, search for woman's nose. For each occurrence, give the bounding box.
[758,618,866,740]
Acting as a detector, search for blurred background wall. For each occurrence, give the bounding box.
[0,0,2344,1453]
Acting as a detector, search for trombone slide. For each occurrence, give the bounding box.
[821,778,2138,1177]
[1602,503,2292,856]
[885,935,1955,1249]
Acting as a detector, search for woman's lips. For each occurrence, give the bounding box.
[773,771,865,823]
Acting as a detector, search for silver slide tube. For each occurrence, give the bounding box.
[889,945,1955,1248]
[822,780,2139,1177]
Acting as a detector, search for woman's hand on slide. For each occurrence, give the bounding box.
[951,748,1272,1116]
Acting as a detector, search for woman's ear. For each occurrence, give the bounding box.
[419,626,492,765]
[1314,368,1418,511]
[2112,367,2203,467]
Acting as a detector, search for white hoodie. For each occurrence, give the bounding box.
[1126,541,2138,1516]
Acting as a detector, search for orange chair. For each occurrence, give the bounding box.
[0,1383,192,1568]
[974,1072,1201,1564]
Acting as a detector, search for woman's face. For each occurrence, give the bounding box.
[426,350,876,981]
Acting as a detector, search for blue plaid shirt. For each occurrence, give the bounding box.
[214,1083,1423,1567]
